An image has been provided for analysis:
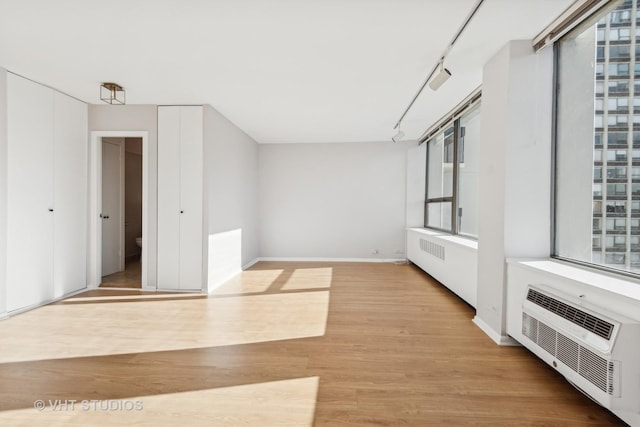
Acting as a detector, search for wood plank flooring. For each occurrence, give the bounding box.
[100,258,142,288]
[0,262,626,426]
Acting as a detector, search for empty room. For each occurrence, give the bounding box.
[0,0,638,426]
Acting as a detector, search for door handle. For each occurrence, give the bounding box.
[48,208,54,212]
[180,210,184,214]
[101,215,110,219]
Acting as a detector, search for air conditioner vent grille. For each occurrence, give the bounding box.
[526,288,614,340]
[522,313,615,395]
[419,238,445,260]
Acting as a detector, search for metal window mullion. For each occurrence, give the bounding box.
[424,139,430,228]
[452,120,460,234]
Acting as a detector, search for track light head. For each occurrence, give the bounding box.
[392,130,405,143]
[429,63,451,91]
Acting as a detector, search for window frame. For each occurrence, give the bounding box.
[423,99,480,238]
[424,123,459,234]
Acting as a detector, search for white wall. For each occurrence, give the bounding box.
[474,41,554,344]
[203,105,259,288]
[0,68,7,318]
[406,142,426,229]
[89,105,158,285]
[259,141,409,260]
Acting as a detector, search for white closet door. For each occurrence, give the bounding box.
[178,106,204,290]
[53,92,88,297]
[157,107,182,289]
[6,74,54,311]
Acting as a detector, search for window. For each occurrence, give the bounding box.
[425,129,454,231]
[609,44,630,59]
[424,101,480,237]
[608,80,628,93]
[607,132,627,145]
[608,97,629,111]
[611,9,631,25]
[554,1,640,276]
[609,63,629,77]
[606,200,626,213]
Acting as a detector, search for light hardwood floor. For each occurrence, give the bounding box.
[100,258,142,289]
[0,262,626,426]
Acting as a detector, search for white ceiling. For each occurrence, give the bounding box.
[0,0,573,143]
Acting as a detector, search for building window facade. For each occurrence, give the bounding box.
[425,102,480,238]
[555,0,640,275]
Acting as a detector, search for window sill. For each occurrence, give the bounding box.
[407,228,478,250]
[506,257,640,303]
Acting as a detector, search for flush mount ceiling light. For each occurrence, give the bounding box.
[100,82,126,105]
[429,62,451,91]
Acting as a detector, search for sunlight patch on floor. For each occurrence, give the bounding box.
[281,268,333,291]
[211,269,284,295]
[0,376,319,427]
[0,290,329,364]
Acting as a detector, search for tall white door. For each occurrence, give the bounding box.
[157,106,203,291]
[178,107,204,290]
[53,92,88,297]
[101,139,124,277]
[157,107,181,289]
[6,73,55,312]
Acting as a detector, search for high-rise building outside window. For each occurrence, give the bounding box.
[555,0,640,276]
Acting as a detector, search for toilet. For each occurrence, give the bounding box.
[135,237,142,248]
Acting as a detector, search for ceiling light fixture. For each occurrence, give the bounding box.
[100,82,126,105]
[393,0,484,133]
[429,62,451,91]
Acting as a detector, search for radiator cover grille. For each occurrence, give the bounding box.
[419,238,445,260]
[526,288,614,340]
[522,313,616,395]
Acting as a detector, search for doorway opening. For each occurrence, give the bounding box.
[89,130,151,290]
[100,137,143,288]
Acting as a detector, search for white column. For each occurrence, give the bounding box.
[474,41,554,344]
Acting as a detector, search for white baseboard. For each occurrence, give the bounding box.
[472,315,521,346]
[242,258,261,270]
[6,287,91,317]
[0,312,8,321]
[256,257,407,263]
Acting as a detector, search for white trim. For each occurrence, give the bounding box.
[242,258,261,270]
[257,257,407,263]
[89,131,151,289]
[472,316,520,346]
[5,287,88,317]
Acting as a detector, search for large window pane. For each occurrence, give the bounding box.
[427,128,454,199]
[458,104,480,237]
[426,202,452,231]
[555,0,640,275]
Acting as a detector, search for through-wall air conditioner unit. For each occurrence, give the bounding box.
[520,285,640,416]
